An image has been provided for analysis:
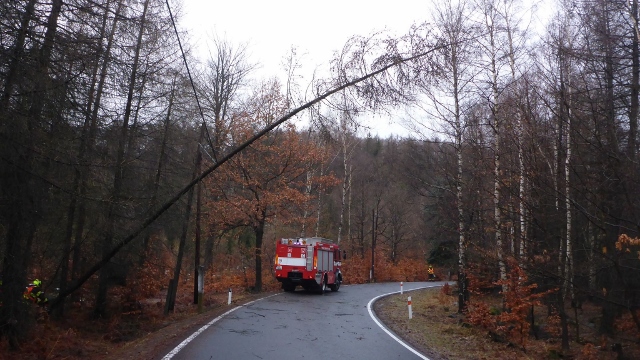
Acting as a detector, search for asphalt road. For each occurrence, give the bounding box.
[161,281,445,360]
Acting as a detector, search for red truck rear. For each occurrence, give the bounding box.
[274,237,343,293]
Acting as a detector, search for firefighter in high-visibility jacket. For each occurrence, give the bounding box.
[24,279,48,307]
[428,265,435,280]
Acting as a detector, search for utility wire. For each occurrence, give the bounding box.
[50,31,459,311]
[164,0,217,162]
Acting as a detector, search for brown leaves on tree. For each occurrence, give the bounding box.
[201,80,339,291]
[466,258,556,348]
[617,234,640,257]
[204,81,338,231]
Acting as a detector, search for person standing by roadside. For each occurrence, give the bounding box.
[23,279,48,308]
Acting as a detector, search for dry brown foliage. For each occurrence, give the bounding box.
[340,247,430,284]
[377,287,640,360]
[466,259,556,348]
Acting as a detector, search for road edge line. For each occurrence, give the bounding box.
[366,284,444,360]
[161,293,281,359]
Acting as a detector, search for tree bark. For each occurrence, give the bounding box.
[0,0,62,345]
[253,214,266,292]
[95,0,150,317]
[166,123,205,313]
[337,109,351,245]
[630,0,639,159]
[484,6,507,292]
[71,0,126,285]
[0,0,36,111]
[141,78,176,263]
[57,0,116,318]
[563,94,573,301]
[193,146,203,304]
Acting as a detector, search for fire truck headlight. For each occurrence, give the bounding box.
[275,265,282,270]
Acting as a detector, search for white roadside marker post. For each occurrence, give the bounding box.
[408,296,413,319]
[228,288,232,305]
[400,282,404,294]
[197,266,204,313]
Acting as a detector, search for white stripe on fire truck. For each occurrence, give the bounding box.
[278,257,307,266]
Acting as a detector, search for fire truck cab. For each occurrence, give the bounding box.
[274,237,343,293]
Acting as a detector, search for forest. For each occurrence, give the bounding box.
[1,0,640,357]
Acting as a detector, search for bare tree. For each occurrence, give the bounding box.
[424,0,477,311]
[473,0,510,292]
[0,0,64,346]
[199,36,254,269]
[95,0,151,318]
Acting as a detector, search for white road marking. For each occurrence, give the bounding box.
[161,293,281,360]
[367,283,445,360]
[163,283,444,360]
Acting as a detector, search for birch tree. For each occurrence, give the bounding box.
[498,0,530,263]
[474,0,509,291]
[425,0,476,311]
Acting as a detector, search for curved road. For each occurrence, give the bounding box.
[161,281,445,360]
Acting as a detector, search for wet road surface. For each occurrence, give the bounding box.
[162,282,445,360]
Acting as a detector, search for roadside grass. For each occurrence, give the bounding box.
[373,287,638,360]
[374,287,533,359]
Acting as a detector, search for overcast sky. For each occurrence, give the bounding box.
[178,0,436,137]
[181,0,431,77]
[178,0,552,138]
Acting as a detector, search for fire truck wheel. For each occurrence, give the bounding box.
[283,283,295,292]
[330,280,340,292]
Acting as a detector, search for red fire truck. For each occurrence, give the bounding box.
[274,237,343,293]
